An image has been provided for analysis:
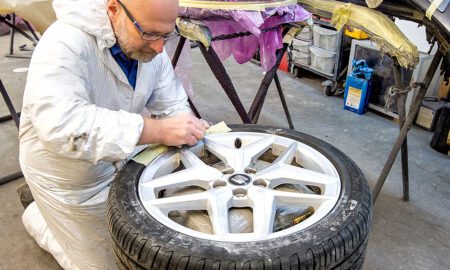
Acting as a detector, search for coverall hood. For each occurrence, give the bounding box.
[53,0,116,50]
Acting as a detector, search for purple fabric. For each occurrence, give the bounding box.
[179,5,311,71]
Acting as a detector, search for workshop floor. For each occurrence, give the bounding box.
[0,33,448,270]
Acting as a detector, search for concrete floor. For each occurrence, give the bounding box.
[0,33,449,270]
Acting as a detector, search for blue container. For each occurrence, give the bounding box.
[344,60,373,115]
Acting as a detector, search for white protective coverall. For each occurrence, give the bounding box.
[19,0,190,269]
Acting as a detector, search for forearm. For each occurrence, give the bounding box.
[137,117,162,145]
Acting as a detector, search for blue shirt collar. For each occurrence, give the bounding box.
[109,43,138,89]
[110,43,123,56]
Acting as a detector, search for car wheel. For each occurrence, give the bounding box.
[108,124,372,270]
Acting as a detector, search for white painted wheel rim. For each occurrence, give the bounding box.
[138,132,341,242]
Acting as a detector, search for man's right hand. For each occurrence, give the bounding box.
[138,113,210,146]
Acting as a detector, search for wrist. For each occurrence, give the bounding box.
[138,117,163,145]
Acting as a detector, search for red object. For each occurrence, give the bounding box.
[278,52,289,73]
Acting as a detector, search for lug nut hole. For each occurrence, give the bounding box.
[234,138,242,149]
[253,179,268,187]
[233,188,247,197]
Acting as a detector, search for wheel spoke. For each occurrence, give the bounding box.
[179,149,207,169]
[179,149,224,179]
[241,136,274,164]
[207,187,233,236]
[272,142,297,165]
[204,136,274,173]
[143,190,210,214]
[256,164,338,195]
[273,189,333,209]
[140,167,213,192]
[248,186,276,237]
[203,138,237,169]
[141,148,223,194]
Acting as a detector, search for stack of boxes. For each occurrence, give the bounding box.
[309,25,339,75]
[289,26,313,66]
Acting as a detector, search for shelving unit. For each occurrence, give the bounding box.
[289,19,347,96]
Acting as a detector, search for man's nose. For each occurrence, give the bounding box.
[149,39,164,54]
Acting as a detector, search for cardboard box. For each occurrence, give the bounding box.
[437,75,450,100]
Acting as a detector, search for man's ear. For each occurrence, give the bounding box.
[106,0,119,19]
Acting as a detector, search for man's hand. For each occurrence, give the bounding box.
[138,113,210,146]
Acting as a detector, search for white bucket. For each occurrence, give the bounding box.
[309,46,336,74]
[296,26,313,40]
[292,38,313,53]
[313,26,339,52]
[291,50,310,66]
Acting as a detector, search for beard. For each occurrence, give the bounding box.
[115,16,157,63]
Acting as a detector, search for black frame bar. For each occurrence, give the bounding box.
[372,49,443,203]
[0,80,23,185]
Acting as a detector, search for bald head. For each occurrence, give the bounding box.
[121,0,179,34]
[107,0,179,61]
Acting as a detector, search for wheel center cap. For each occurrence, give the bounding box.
[228,174,251,186]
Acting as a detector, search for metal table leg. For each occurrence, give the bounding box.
[0,80,20,129]
[198,43,252,124]
[0,80,23,185]
[24,20,39,42]
[274,73,294,129]
[9,14,16,56]
[1,14,39,59]
[175,23,294,127]
[392,63,410,201]
[372,50,443,203]
[248,44,291,126]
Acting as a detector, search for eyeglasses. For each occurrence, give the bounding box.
[116,0,179,41]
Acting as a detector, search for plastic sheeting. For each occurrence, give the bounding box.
[165,36,194,99]
[298,0,419,69]
[365,0,384,8]
[179,0,298,11]
[179,4,311,71]
[0,0,55,34]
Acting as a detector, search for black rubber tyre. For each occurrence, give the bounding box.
[108,125,372,270]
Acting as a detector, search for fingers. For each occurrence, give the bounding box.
[185,134,198,146]
[189,116,207,131]
[159,113,214,146]
[182,118,209,145]
[200,119,210,129]
[190,125,205,141]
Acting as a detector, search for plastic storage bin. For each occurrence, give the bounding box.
[296,26,313,40]
[291,50,310,65]
[313,25,339,52]
[292,38,313,53]
[309,46,336,74]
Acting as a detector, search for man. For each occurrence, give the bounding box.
[19,0,208,269]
